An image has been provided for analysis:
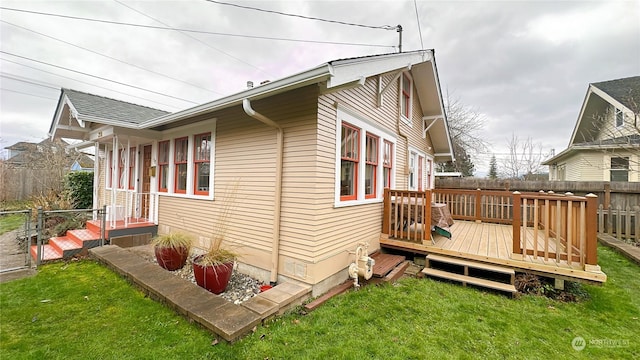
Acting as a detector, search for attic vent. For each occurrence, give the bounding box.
[247,81,254,89]
[260,80,270,85]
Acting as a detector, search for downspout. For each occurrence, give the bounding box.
[242,98,283,286]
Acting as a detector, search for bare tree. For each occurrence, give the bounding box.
[500,133,550,180]
[438,90,489,176]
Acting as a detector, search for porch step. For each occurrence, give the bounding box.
[30,244,63,261]
[67,229,101,249]
[49,236,83,258]
[421,268,517,295]
[422,254,516,295]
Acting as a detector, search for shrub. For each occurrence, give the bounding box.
[65,171,93,209]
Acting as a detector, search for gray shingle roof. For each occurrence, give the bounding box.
[63,88,169,124]
[591,76,640,111]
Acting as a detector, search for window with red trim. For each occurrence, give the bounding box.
[383,140,393,189]
[108,150,113,188]
[158,141,169,192]
[193,133,211,195]
[128,147,136,190]
[174,137,188,193]
[401,73,411,119]
[365,133,378,199]
[118,149,125,189]
[340,122,359,201]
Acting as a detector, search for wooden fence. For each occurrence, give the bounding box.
[598,205,639,241]
[0,165,65,202]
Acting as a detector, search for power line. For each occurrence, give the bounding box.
[113,0,272,77]
[204,0,396,30]
[1,20,223,95]
[0,51,199,104]
[413,0,424,49]
[0,88,58,100]
[0,7,393,48]
[1,72,60,90]
[0,57,182,110]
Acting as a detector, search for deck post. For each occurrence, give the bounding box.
[512,191,524,260]
[584,193,600,271]
[424,189,432,242]
[475,188,482,223]
[382,188,391,237]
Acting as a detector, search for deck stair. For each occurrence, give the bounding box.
[422,254,517,295]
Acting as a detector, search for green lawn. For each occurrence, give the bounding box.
[0,213,28,235]
[1,246,638,359]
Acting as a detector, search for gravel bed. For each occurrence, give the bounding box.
[149,255,263,304]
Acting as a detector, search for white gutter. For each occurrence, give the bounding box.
[242,98,284,286]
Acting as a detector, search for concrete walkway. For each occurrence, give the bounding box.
[598,234,640,266]
[89,245,311,343]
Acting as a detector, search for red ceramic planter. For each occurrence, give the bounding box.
[154,246,189,271]
[193,255,234,294]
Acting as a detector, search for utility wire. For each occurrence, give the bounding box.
[1,20,222,95]
[113,0,272,77]
[1,88,58,100]
[413,0,424,49]
[0,51,199,104]
[1,72,60,90]
[204,0,396,30]
[0,57,182,109]
[0,7,393,48]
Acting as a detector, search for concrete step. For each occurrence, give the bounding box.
[67,229,101,249]
[49,236,83,258]
[30,244,63,262]
[421,267,517,295]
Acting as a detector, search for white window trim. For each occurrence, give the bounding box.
[400,72,413,127]
[335,106,396,208]
[614,108,624,128]
[408,146,427,191]
[153,122,216,200]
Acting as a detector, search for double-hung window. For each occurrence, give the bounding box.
[336,107,396,205]
[383,140,393,189]
[118,149,125,189]
[174,137,188,193]
[194,133,211,195]
[128,147,136,190]
[408,149,426,191]
[401,73,412,123]
[340,122,360,201]
[158,141,170,192]
[610,157,629,182]
[365,133,379,199]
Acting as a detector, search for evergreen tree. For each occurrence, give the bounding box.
[488,154,498,179]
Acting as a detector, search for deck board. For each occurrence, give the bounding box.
[381,220,606,283]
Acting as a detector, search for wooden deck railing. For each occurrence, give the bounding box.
[382,188,600,269]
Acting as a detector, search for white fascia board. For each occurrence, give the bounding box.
[327,50,431,89]
[591,86,631,113]
[568,87,596,146]
[139,65,331,129]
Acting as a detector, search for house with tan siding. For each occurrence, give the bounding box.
[48,50,454,295]
[544,76,640,182]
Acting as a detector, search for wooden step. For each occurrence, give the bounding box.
[30,244,63,261]
[371,253,405,278]
[426,254,515,275]
[67,229,101,249]
[421,267,517,294]
[49,237,83,258]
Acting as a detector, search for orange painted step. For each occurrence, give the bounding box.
[67,229,101,249]
[30,244,63,261]
[49,236,83,258]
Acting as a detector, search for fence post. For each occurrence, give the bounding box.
[475,188,482,223]
[512,191,523,260]
[585,193,599,270]
[26,208,32,267]
[36,207,43,267]
[101,205,107,246]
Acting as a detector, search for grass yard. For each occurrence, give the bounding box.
[1,246,638,359]
[0,213,28,235]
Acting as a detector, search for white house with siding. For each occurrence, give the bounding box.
[48,50,454,295]
[544,76,640,182]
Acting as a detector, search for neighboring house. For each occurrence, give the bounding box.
[4,138,94,170]
[544,76,640,182]
[48,50,454,295]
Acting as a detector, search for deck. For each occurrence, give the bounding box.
[381,221,606,283]
[381,189,607,284]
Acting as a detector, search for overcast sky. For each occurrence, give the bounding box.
[0,0,638,175]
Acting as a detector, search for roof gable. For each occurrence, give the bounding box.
[591,76,640,111]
